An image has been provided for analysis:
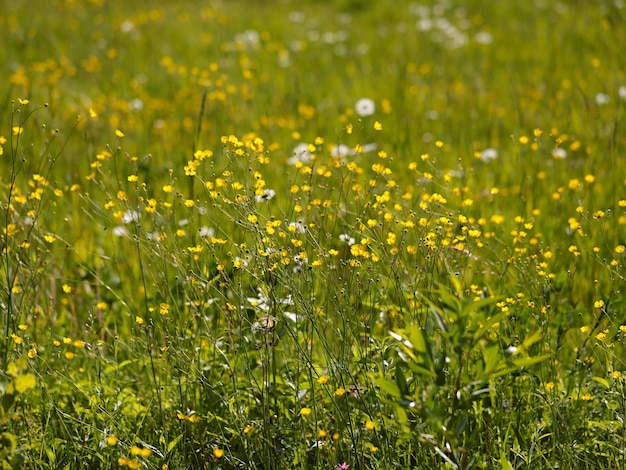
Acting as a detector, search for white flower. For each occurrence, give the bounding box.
[255,189,276,202]
[112,226,129,237]
[355,98,375,116]
[121,210,141,224]
[339,233,355,246]
[330,144,353,158]
[287,143,312,165]
[619,86,626,101]
[479,148,498,162]
[595,93,610,105]
[288,221,306,234]
[552,148,567,159]
[198,226,215,237]
[475,31,493,45]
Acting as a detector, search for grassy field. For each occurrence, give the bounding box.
[1,0,626,468]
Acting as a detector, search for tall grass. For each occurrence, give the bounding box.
[1,1,626,468]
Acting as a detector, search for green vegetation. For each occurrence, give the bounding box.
[1,1,626,468]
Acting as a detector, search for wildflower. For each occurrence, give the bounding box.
[330,144,353,158]
[552,148,567,159]
[299,407,312,416]
[335,387,346,396]
[594,300,605,309]
[255,189,276,202]
[595,93,610,105]
[213,448,225,458]
[365,420,375,430]
[115,129,125,138]
[288,143,312,165]
[581,393,593,401]
[616,245,625,254]
[337,463,350,470]
[106,436,119,446]
[355,98,375,116]
[479,148,498,162]
[28,348,37,358]
[317,375,329,385]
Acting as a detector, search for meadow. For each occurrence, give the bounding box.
[1,0,626,468]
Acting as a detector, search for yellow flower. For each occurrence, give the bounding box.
[213,448,225,458]
[594,300,605,309]
[115,129,125,138]
[365,420,375,430]
[299,407,312,416]
[28,348,37,358]
[335,387,346,396]
[616,245,625,254]
[106,436,118,446]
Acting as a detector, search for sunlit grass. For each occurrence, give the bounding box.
[1,1,626,469]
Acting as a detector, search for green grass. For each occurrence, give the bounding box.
[1,1,626,468]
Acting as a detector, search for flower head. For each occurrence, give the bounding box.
[355,98,375,116]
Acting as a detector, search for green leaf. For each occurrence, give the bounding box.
[499,449,514,470]
[592,376,610,389]
[372,376,401,398]
[167,434,183,454]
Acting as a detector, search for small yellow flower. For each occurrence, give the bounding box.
[28,348,37,358]
[318,429,328,438]
[594,300,605,309]
[616,245,625,254]
[62,284,72,294]
[581,393,593,401]
[612,371,622,380]
[12,126,24,135]
[213,448,225,458]
[374,121,382,131]
[106,436,119,446]
[299,407,312,416]
[65,352,75,360]
[18,98,29,105]
[127,175,138,183]
[89,107,97,118]
[335,387,346,396]
[115,129,125,138]
[365,420,375,430]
